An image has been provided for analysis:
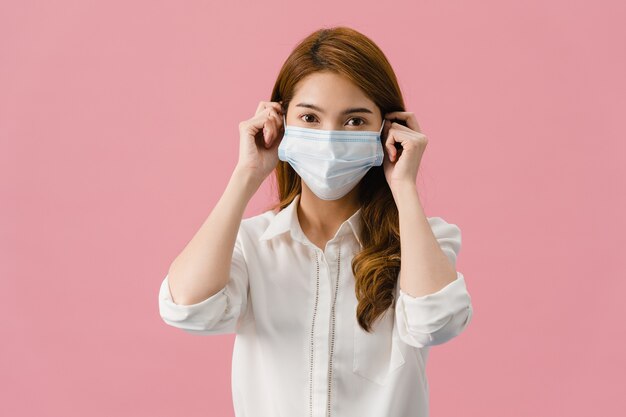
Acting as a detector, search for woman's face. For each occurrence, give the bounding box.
[286,71,383,132]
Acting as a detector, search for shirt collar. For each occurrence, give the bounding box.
[259,193,363,248]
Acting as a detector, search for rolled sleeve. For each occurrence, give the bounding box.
[158,232,250,336]
[396,272,473,347]
[395,217,473,348]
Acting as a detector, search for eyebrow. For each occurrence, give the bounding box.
[295,102,374,115]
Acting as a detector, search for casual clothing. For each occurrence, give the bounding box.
[158,193,473,417]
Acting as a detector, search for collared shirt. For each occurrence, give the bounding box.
[158,193,473,417]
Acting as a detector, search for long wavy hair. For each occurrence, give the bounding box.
[266,26,407,333]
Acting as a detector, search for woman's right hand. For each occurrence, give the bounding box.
[236,101,285,182]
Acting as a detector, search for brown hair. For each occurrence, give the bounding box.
[267,26,406,333]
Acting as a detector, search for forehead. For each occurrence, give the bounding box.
[291,71,375,110]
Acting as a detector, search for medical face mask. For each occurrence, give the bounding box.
[278,114,385,200]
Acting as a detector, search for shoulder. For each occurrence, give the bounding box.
[427,216,462,242]
[427,216,462,261]
[238,208,277,239]
[427,215,460,229]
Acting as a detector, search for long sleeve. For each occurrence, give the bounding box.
[395,216,473,348]
[158,231,250,336]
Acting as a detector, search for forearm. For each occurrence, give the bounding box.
[167,167,260,305]
[392,181,458,298]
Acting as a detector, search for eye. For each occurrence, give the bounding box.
[298,114,367,127]
[347,117,366,127]
[300,114,318,124]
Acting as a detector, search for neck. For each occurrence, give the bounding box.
[297,186,360,239]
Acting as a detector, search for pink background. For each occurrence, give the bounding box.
[2,1,624,416]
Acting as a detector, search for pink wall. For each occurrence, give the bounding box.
[2,1,624,416]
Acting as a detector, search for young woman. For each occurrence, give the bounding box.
[158,26,473,417]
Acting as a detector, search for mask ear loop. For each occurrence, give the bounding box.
[377,117,386,145]
[375,117,386,165]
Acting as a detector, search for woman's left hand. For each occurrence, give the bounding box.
[381,111,428,191]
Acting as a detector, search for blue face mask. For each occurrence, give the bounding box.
[278,114,385,200]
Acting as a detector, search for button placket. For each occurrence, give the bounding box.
[310,248,331,417]
[326,239,342,417]
[309,235,345,417]
[309,250,321,417]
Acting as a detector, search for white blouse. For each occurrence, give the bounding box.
[158,193,473,417]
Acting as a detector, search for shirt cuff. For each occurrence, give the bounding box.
[158,274,230,333]
[396,271,473,346]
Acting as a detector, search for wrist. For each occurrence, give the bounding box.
[231,166,263,195]
[390,180,418,196]
[390,180,421,206]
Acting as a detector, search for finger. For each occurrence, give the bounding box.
[265,108,282,147]
[384,129,397,162]
[384,111,421,133]
[245,107,274,140]
[383,119,399,161]
[257,101,282,114]
[256,101,284,117]
[264,110,276,147]
[269,102,284,115]
[273,107,285,136]
[255,101,269,115]
[271,116,285,148]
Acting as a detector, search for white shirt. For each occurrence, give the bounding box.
[158,193,473,417]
